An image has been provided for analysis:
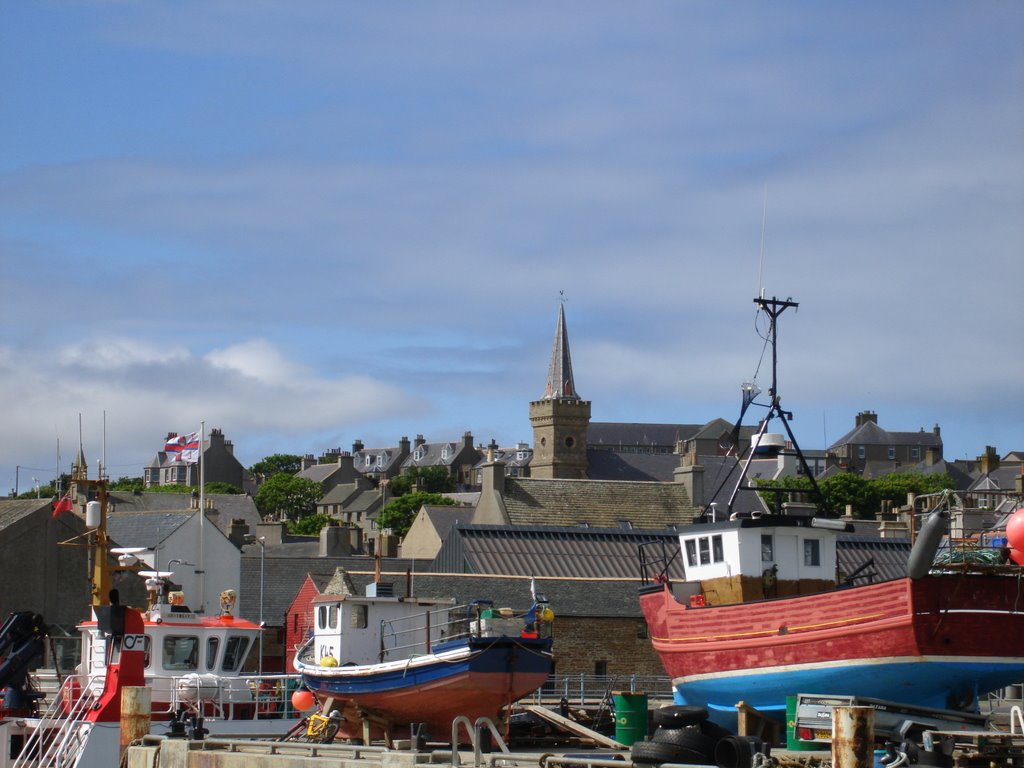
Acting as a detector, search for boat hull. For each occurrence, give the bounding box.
[639,571,1024,721]
[300,636,553,740]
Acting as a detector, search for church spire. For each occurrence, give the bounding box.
[542,302,579,400]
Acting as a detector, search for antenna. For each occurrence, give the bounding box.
[757,183,768,299]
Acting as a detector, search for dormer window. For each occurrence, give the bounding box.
[364,455,372,467]
[441,446,449,460]
[376,454,384,467]
[414,447,426,461]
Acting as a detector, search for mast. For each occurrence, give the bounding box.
[727,295,830,516]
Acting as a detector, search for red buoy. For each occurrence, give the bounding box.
[291,689,316,712]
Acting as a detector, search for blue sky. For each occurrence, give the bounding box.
[2,2,1022,492]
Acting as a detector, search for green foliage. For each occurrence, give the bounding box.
[254,473,322,520]
[387,466,456,497]
[871,472,953,509]
[375,492,455,538]
[147,484,195,494]
[756,471,956,519]
[204,481,243,494]
[819,473,879,519]
[289,514,334,536]
[249,454,303,481]
[109,476,144,492]
[18,482,56,500]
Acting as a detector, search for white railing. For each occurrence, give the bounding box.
[12,674,100,768]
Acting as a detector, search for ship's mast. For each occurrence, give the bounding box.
[727,295,831,516]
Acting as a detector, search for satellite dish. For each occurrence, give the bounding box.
[111,547,148,555]
[138,570,174,579]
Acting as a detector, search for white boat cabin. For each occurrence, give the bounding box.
[676,511,851,606]
[309,582,467,667]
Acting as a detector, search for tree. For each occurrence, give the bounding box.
[109,476,144,492]
[872,472,953,511]
[289,513,334,536]
[820,473,878,519]
[249,454,304,481]
[387,466,456,497]
[375,492,455,538]
[254,473,322,520]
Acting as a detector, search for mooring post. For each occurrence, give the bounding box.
[120,685,152,756]
[833,706,874,768]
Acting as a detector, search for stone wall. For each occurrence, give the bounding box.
[551,615,665,676]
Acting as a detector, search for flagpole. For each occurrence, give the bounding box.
[198,421,206,613]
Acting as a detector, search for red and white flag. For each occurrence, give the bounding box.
[51,492,73,519]
[165,431,201,464]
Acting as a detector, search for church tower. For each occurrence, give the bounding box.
[529,303,591,479]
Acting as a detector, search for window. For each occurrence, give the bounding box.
[441,446,450,460]
[565,436,575,448]
[804,539,821,567]
[594,660,608,676]
[618,520,633,530]
[888,447,896,460]
[857,446,865,459]
[351,605,368,629]
[221,636,251,672]
[414,447,425,461]
[761,535,774,563]
[162,636,199,671]
[685,539,698,567]
[698,537,711,565]
[205,637,220,671]
[911,447,920,459]
[636,621,649,640]
[712,535,724,563]
[364,456,371,467]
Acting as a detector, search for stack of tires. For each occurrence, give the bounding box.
[630,706,731,765]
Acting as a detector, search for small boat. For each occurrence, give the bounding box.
[294,572,554,742]
[638,295,1024,725]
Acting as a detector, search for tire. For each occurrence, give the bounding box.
[653,726,718,762]
[699,719,733,742]
[652,705,710,728]
[630,739,691,765]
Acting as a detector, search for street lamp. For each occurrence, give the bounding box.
[244,535,266,676]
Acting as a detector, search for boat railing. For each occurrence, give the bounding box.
[167,672,304,721]
[526,674,674,706]
[378,602,537,661]
[12,673,102,768]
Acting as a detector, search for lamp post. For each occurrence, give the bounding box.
[245,535,266,676]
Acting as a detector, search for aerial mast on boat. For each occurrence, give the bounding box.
[726,295,831,516]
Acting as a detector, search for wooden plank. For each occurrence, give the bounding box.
[520,705,626,749]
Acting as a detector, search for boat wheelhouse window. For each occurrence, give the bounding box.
[804,538,821,567]
[317,604,339,630]
[222,636,251,672]
[698,537,711,565]
[162,636,199,671]
[712,535,724,562]
[206,636,220,671]
[761,535,774,563]
[684,539,698,567]
[351,604,368,629]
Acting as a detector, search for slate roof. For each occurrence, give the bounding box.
[105,492,262,534]
[499,477,700,528]
[430,524,686,581]
[585,449,680,482]
[0,498,50,530]
[106,510,193,549]
[297,463,346,484]
[830,421,942,450]
[836,533,911,582]
[587,422,699,450]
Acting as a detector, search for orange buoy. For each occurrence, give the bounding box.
[291,689,316,712]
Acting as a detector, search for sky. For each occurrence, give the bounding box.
[1,2,1022,494]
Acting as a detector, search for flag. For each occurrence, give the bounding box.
[51,493,73,519]
[165,431,201,464]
